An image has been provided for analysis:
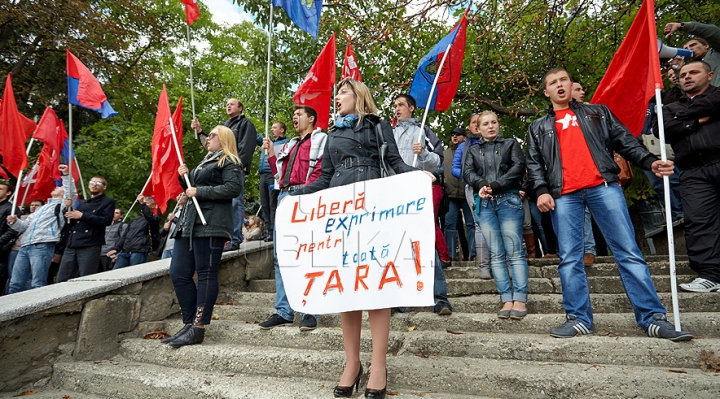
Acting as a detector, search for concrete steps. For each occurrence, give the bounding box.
[40,255,720,398]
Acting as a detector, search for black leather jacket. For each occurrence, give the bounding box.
[462,136,525,194]
[0,199,21,255]
[526,101,657,198]
[112,203,159,253]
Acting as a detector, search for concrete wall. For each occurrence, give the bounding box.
[0,241,274,392]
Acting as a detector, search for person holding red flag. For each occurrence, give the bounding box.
[526,68,692,342]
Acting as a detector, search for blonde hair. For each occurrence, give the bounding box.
[212,126,242,167]
[336,78,377,121]
[477,110,498,126]
[247,215,263,230]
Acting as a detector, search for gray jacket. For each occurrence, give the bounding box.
[392,118,442,172]
[11,175,73,246]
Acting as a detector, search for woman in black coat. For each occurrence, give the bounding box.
[162,125,243,348]
[293,78,433,399]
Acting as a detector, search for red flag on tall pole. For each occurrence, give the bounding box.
[180,0,200,25]
[151,86,184,213]
[294,33,336,130]
[591,0,662,137]
[341,39,362,81]
[0,73,35,178]
[26,145,58,204]
[34,107,63,154]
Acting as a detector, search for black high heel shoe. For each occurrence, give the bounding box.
[364,369,387,399]
[333,362,363,398]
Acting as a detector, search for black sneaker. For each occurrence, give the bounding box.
[434,303,453,316]
[223,242,239,252]
[258,313,293,330]
[299,314,317,331]
[550,315,593,338]
[646,313,694,342]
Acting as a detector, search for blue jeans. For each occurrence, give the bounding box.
[161,249,173,260]
[583,207,596,255]
[551,183,666,330]
[528,201,549,254]
[8,243,55,294]
[170,236,224,325]
[477,193,528,303]
[273,191,315,320]
[433,251,450,307]
[231,175,247,246]
[464,185,490,266]
[113,252,150,269]
[444,198,476,259]
[643,166,684,219]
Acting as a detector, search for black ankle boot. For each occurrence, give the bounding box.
[168,326,205,348]
[161,324,191,344]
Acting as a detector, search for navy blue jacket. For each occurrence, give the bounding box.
[66,193,116,248]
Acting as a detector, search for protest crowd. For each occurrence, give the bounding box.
[0,1,718,397]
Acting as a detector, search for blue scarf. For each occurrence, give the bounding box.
[334,114,359,129]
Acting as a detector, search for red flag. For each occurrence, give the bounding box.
[0,73,35,177]
[66,50,117,118]
[26,145,58,204]
[180,0,200,25]
[341,40,362,81]
[33,107,64,154]
[151,86,184,213]
[590,0,662,137]
[294,33,336,130]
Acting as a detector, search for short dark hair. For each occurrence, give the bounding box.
[541,68,571,89]
[682,60,712,73]
[273,121,286,132]
[31,199,45,206]
[116,207,124,215]
[682,37,709,48]
[293,105,318,127]
[394,94,417,113]
[91,176,107,186]
[0,179,13,195]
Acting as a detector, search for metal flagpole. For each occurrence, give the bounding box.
[413,43,452,167]
[123,172,153,223]
[73,157,88,199]
[8,133,38,205]
[187,24,198,140]
[9,169,23,217]
[264,1,274,140]
[654,88,681,331]
[169,117,207,225]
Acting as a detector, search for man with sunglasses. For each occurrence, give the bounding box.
[57,176,116,282]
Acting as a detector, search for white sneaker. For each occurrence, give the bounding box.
[679,277,720,293]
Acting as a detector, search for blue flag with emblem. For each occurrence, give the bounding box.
[272,0,323,40]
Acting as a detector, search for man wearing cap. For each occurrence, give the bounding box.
[443,127,475,261]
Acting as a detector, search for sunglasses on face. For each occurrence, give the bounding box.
[207,132,217,140]
[89,181,105,186]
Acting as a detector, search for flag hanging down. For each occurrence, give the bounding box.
[151,86,184,214]
[294,33,336,130]
[591,0,662,137]
[341,40,362,81]
[0,73,36,178]
[34,107,64,154]
[409,9,469,111]
[272,0,323,40]
[179,0,200,25]
[24,145,57,206]
[66,49,118,118]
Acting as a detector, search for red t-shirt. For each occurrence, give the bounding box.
[555,108,604,194]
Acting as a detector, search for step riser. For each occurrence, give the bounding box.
[445,261,694,279]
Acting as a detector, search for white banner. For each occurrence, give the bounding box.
[276,171,436,314]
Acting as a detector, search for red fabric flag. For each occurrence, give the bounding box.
[34,107,63,154]
[151,86,184,213]
[66,50,117,118]
[341,40,362,81]
[180,0,200,25]
[590,0,662,137]
[294,33,336,130]
[26,145,58,204]
[0,73,35,178]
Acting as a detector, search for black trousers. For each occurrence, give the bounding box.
[57,245,102,282]
[680,162,720,283]
[259,172,279,236]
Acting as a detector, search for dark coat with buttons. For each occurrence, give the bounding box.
[294,115,416,194]
[66,193,116,249]
[177,150,243,240]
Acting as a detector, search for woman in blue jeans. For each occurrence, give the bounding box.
[462,111,529,319]
[163,126,243,348]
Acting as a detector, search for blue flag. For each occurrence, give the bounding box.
[272,0,322,40]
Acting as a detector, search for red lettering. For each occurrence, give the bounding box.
[355,192,365,211]
[411,241,421,275]
[378,262,403,290]
[304,272,324,296]
[291,201,307,223]
[323,270,344,295]
[317,195,326,219]
[355,264,369,291]
[330,201,340,215]
[342,199,353,213]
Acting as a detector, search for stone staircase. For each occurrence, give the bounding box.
[6,255,720,398]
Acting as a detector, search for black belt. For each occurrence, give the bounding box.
[680,151,720,169]
[281,184,304,193]
[338,157,376,169]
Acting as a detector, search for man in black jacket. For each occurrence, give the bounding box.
[660,61,720,293]
[0,179,21,295]
[191,98,258,251]
[57,176,116,282]
[526,68,691,341]
[108,196,159,269]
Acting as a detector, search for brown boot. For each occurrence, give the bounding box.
[523,234,537,259]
